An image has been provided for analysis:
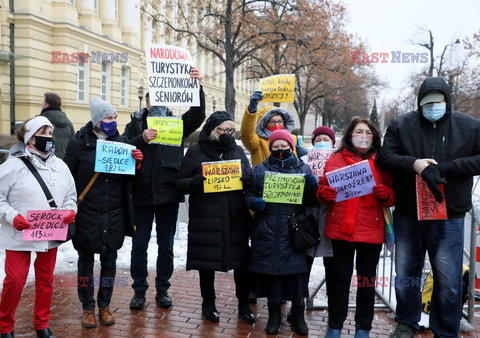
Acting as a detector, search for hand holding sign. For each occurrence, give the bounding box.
[189,66,202,82]
[13,214,32,230]
[317,185,337,202]
[131,149,144,170]
[372,184,390,201]
[63,210,76,224]
[420,165,446,203]
[142,129,158,143]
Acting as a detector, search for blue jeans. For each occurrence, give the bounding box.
[393,212,464,337]
[130,203,179,293]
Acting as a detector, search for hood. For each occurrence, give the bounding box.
[256,106,296,140]
[417,77,451,113]
[40,109,70,128]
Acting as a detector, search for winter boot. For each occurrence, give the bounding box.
[238,300,255,323]
[81,309,97,328]
[265,302,281,334]
[99,307,115,325]
[290,302,308,336]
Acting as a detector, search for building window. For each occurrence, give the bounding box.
[77,61,88,102]
[94,0,98,15]
[101,62,111,101]
[114,0,118,21]
[121,66,129,106]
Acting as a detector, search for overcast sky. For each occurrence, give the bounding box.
[341,0,480,111]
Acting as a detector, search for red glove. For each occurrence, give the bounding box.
[316,185,337,202]
[13,214,32,231]
[63,210,76,224]
[373,184,390,201]
[131,149,144,170]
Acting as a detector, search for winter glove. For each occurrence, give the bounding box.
[189,174,206,192]
[250,197,266,212]
[131,149,144,170]
[373,184,390,201]
[433,161,457,178]
[421,165,446,203]
[304,173,318,188]
[316,185,337,202]
[13,214,32,231]
[240,175,254,189]
[248,91,263,113]
[63,210,76,224]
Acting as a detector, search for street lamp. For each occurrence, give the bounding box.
[138,86,144,111]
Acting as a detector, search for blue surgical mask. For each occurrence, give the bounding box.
[422,102,446,122]
[99,120,117,137]
[314,141,332,149]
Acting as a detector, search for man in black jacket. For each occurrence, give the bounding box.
[124,67,205,310]
[378,77,480,338]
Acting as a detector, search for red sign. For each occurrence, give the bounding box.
[416,175,447,220]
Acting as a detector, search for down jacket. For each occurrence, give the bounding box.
[240,106,299,167]
[0,143,77,251]
[319,149,395,244]
[40,107,75,159]
[176,131,253,271]
[64,122,131,253]
[246,154,317,276]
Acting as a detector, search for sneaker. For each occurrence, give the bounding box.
[99,307,115,325]
[389,323,416,338]
[81,309,97,328]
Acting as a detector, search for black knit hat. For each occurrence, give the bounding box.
[203,111,234,135]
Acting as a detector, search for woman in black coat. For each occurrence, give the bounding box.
[64,98,143,329]
[176,111,255,324]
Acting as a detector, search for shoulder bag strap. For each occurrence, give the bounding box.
[20,157,58,208]
[77,172,100,205]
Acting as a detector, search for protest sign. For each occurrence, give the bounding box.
[94,140,136,175]
[263,171,305,204]
[147,117,184,146]
[202,160,243,193]
[22,210,71,241]
[259,74,295,103]
[146,44,200,106]
[307,149,333,179]
[326,160,376,202]
[415,175,448,220]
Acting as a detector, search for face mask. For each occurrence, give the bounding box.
[352,135,372,151]
[267,125,284,132]
[314,141,332,149]
[34,136,55,153]
[218,133,235,146]
[271,149,292,160]
[99,121,117,137]
[423,102,446,122]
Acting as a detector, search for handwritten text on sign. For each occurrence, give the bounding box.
[94,140,136,175]
[147,117,184,147]
[202,160,243,193]
[326,160,376,202]
[22,210,70,241]
[146,44,200,106]
[263,171,305,204]
[259,74,295,103]
[415,175,448,220]
[307,149,333,179]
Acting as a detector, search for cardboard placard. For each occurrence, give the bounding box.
[326,160,376,202]
[307,149,333,179]
[22,210,71,241]
[147,117,184,146]
[258,74,295,103]
[94,140,136,175]
[202,160,243,193]
[415,175,448,220]
[262,171,305,204]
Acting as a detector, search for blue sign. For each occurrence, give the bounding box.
[94,140,136,175]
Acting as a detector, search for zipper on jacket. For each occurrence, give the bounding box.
[432,122,436,158]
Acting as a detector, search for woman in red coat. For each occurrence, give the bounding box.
[317,118,395,338]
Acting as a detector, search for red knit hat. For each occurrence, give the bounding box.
[268,129,295,150]
[312,126,335,145]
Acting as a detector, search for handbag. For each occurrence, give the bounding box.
[20,157,76,242]
[288,213,320,251]
[383,207,395,252]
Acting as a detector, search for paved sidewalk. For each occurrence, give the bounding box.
[8,269,480,337]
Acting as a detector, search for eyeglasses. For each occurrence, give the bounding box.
[216,127,236,135]
[267,120,284,126]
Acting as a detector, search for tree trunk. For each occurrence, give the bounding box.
[225,62,236,119]
[298,109,307,136]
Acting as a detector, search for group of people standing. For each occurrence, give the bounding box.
[0,74,478,338]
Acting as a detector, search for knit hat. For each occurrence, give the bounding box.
[203,111,234,136]
[90,98,117,126]
[24,116,54,144]
[268,129,295,150]
[312,126,335,145]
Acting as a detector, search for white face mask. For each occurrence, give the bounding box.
[352,135,372,150]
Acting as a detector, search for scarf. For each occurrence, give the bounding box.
[340,151,378,235]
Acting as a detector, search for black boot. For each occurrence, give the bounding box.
[290,302,308,336]
[35,328,56,338]
[0,332,14,338]
[129,291,146,310]
[265,302,281,335]
[202,302,220,322]
[238,300,255,324]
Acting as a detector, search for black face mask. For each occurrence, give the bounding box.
[271,149,291,160]
[219,133,235,146]
[34,136,55,153]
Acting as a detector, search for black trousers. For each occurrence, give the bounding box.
[323,239,382,330]
[77,250,117,310]
[199,267,249,305]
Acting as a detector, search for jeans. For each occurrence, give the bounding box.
[323,240,382,331]
[393,212,464,337]
[77,250,117,310]
[130,203,179,293]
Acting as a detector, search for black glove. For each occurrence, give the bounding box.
[240,175,254,189]
[248,91,262,113]
[433,161,457,178]
[421,165,447,203]
[189,175,206,192]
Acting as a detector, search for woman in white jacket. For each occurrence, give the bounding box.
[0,116,77,338]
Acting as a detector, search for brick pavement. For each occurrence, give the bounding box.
[7,269,480,337]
